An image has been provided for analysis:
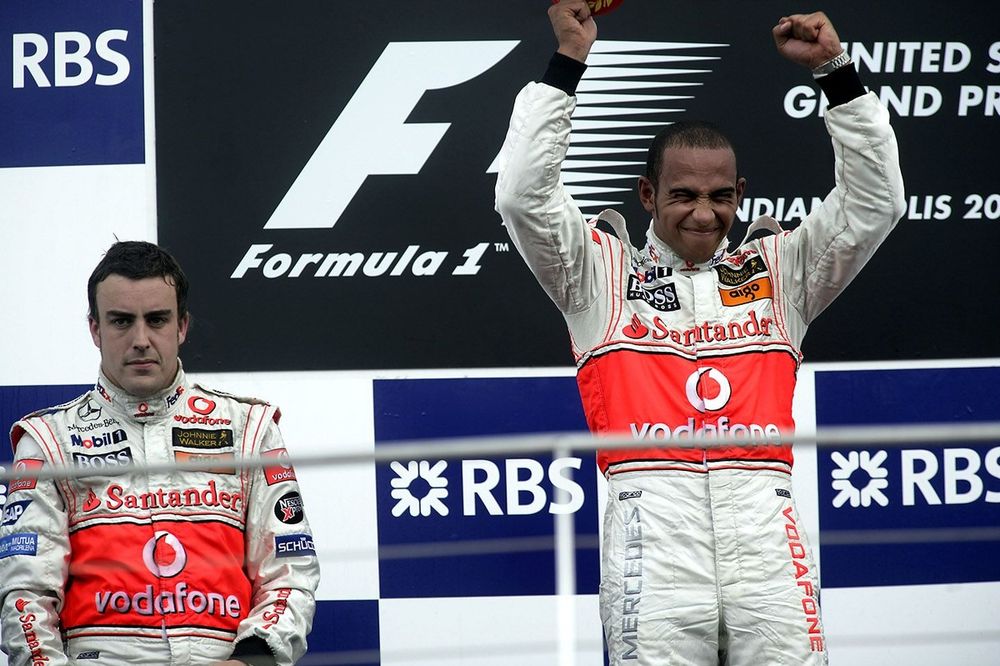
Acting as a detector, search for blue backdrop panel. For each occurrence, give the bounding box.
[373,377,597,598]
[816,367,1000,587]
[0,0,144,167]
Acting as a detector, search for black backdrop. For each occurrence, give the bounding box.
[155,1,1000,371]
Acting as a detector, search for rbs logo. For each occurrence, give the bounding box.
[13,30,130,88]
[390,458,585,518]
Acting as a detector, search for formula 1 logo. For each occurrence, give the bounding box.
[264,40,725,231]
[390,460,449,517]
[142,531,188,578]
[686,367,732,412]
[265,41,518,231]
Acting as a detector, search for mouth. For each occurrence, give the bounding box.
[126,359,159,369]
[680,226,720,237]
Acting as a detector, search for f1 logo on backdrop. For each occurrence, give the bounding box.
[264,41,518,231]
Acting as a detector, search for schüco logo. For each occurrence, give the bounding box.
[389,458,585,518]
[230,39,724,281]
[830,447,1000,508]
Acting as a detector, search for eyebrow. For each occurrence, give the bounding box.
[669,186,737,196]
[104,309,174,318]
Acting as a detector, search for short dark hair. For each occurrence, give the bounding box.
[87,241,189,321]
[645,121,737,189]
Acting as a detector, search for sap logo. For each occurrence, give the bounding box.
[389,458,585,518]
[830,447,1000,507]
[13,30,130,88]
[1,500,32,527]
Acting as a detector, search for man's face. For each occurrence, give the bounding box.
[89,275,189,398]
[638,145,746,264]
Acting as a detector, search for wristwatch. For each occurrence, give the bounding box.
[812,51,852,79]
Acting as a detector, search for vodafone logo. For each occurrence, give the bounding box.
[685,367,732,412]
[189,396,216,415]
[142,531,188,578]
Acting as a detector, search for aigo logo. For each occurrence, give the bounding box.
[388,457,585,518]
[142,531,187,578]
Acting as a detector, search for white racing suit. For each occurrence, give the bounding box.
[496,68,903,664]
[0,367,320,665]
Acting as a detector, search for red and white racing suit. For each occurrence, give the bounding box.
[496,56,904,664]
[0,367,320,665]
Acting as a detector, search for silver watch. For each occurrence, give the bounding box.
[811,51,852,79]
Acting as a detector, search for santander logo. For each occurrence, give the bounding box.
[15,599,27,612]
[622,314,649,339]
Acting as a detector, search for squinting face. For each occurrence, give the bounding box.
[639,145,746,264]
[89,275,189,398]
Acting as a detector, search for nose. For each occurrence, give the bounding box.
[131,322,151,350]
[691,197,715,224]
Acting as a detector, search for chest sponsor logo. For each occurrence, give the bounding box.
[143,531,187,577]
[686,367,732,412]
[172,427,233,450]
[274,491,304,524]
[165,385,185,409]
[77,399,103,422]
[275,533,316,558]
[715,255,767,286]
[68,417,120,433]
[174,450,236,475]
[90,480,243,512]
[174,396,232,425]
[95,530,243,619]
[626,275,680,312]
[263,448,297,486]
[10,459,44,493]
[621,311,775,345]
[618,490,642,501]
[719,276,774,306]
[1,500,33,527]
[70,428,127,448]
[73,447,134,469]
[0,533,38,559]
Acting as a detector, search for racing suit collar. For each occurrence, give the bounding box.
[94,361,189,422]
[644,220,727,273]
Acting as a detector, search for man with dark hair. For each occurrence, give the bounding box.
[496,2,904,664]
[0,241,320,665]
